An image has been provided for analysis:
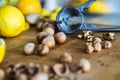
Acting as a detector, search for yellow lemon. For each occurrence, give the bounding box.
[0,6,25,37]
[40,8,50,18]
[0,38,6,63]
[88,1,111,14]
[16,0,42,15]
[50,7,62,20]
[22,22,30,31]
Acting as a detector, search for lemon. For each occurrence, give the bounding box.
[88,1,111,14]
[16,0,41,15]
[0,38,6,63]
[22,22,30,31]
[40,8,50,18]
[0,6,25,37]
[50,7,62,20]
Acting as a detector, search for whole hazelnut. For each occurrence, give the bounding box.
[41,22,50,29]
[24,43,35,55]
[54,32,66,44]
[42,27,55,35]
[36,32,48,43]
[0,69,5,80]
[103,41,112,49]
[37,44,49,56]
[36,19,46,30]
[86,43,94,54]
[93,42,102,52]
[60,52,72,63]
[94,37,102,44]
[42,35,55,49]
[78,58,91,73]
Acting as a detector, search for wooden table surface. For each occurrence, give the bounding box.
[0,24,120,80]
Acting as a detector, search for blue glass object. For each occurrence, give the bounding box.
[56,0,120,34]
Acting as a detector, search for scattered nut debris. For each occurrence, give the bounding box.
[82,32,114,54]
[78,30,94,41]
[86,35,94,42]
[83,30,93,38]
[103,32,115,40]
[77,34,83,39]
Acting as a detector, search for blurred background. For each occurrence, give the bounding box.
[0,0,120,26]
[40,0,120,26]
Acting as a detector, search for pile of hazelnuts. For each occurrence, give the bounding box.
[78,31,115,54]
[23,18,67,56]
[6,52,91,80]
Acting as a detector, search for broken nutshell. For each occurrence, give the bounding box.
[103,32,115,40]
[53,63,69,77]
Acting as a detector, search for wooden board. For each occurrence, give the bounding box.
[0,24,120,80]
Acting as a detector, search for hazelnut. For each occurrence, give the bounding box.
[36,19,46,30]
[94,37,102,44]
[103,41,112,49]
[36,22,43,31]
[42,35,55,49]
[42,27,55,35]
[60,52,72,63]
[78,58,91,73]
[0,69,5,80]
[24,43,35,55]
[86,43,94,54]
[25,14,40,24]
[53,63,69,77]
[41,22,50,29]
[93,42,102,52]
[37,44,49,56]
[54,32,66,44]
[36,32,48,43]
